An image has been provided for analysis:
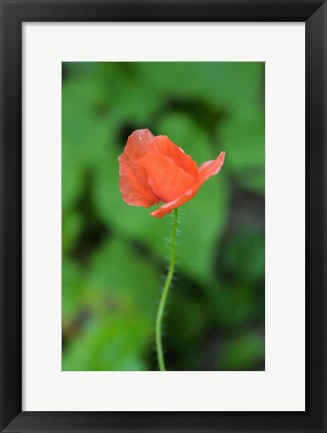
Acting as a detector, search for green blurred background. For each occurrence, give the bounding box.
[62,62,265,371]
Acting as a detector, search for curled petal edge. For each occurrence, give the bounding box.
[199,151,225,184]
[150,184,200,218]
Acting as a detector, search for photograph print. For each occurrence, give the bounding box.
[62,61,265,371]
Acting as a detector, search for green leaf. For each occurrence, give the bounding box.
[62,211,84,254]
[62,314,149,371]
[62,237,161,370]
[218,332,265,370]
[135,62,264,114]
[63,62,100,78]
[219,113,265,192]
[62,259,85,319]
[206,230,264,328]
[223,230,265,282]
[62,78,113,212]
[210,282,262,328]
[86,238,161,320]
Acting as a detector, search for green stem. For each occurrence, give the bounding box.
[155,207,179,371]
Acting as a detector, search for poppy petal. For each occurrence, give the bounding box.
[119,162,160,207]
[139,150,197,202]
[118,129,160,206]
[199,151,225,184]
[119,152,153,196]
[123,129,154,161]
[150,136,199,180]
[150,184,200,218]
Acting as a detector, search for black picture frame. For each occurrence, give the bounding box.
[0,0,326,432]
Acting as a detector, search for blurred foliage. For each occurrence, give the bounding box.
[62,62,265,371]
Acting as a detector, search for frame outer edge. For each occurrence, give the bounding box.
[0,0,23,431]
[305,1,327,432]
[0,0,327,432]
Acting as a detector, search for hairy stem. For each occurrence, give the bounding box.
[155,207,179,371]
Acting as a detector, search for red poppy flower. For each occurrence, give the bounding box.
[118,129,225,218]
